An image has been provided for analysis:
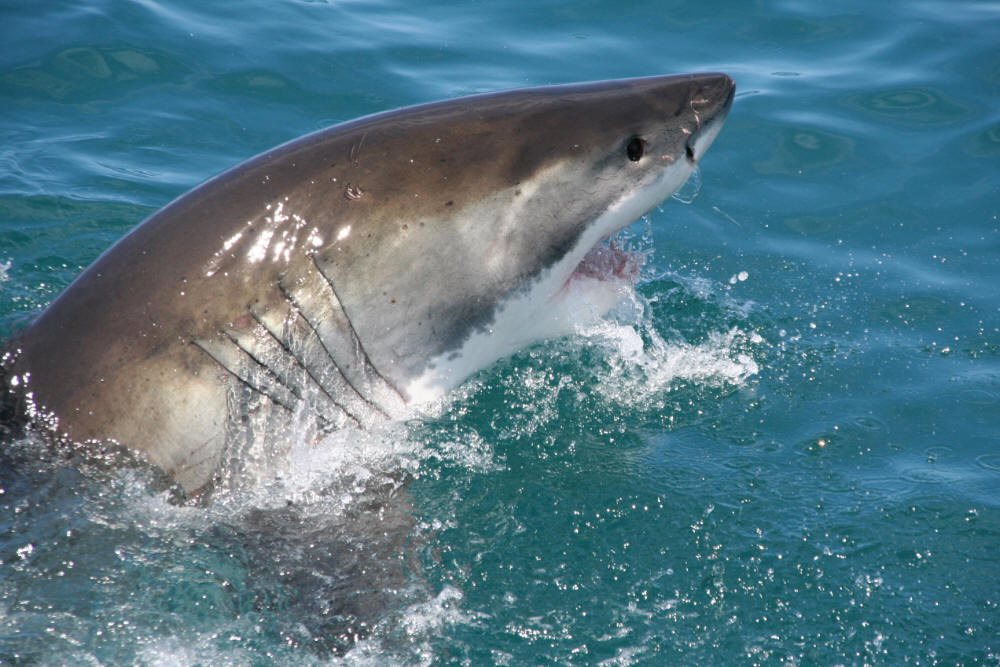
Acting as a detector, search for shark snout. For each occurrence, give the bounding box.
[685,73,735,164]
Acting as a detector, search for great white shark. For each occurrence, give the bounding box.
[1,73,734,497]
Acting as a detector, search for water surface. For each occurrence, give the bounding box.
[1,0,998,663]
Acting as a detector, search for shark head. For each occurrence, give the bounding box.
[303,73,735,401]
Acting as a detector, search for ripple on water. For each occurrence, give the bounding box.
[962,122,1000,158]
[852,415,885,432]
[753,124,856,176]
[894,452,969,485]
[957,388,999,407]
[839,86,974,127]
[975,454,1000,472]
[0,45,187,103]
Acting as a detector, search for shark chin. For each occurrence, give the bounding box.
[1,73,735,496]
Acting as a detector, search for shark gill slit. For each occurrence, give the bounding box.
[190,338,297,413]
[308,254,407,403]
[221,324,355,429]
[246,309,368,426]
[275,279,392,420]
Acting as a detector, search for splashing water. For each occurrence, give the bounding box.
[671,166,702,204]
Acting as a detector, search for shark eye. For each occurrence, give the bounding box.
[626,136,646,162]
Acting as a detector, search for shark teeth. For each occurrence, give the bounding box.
[569,238,648,286]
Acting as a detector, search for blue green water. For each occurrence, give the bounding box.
[2,0,999,663]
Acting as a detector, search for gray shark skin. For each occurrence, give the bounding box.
[1,73,734,496]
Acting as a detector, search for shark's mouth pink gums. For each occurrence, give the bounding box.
[568,239,648,286]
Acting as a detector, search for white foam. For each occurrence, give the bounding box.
[562,285,763,411]
[136,636,278,667]
[585,321,760,407]
[334,586,472,667]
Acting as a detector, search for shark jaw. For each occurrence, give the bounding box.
[402,150,701,405]
[401,76,735,406]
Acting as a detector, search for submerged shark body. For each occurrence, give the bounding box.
[1,73,734,496]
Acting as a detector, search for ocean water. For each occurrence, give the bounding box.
[1,0,999,663]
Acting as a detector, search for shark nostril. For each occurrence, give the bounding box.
[685,141,696,163]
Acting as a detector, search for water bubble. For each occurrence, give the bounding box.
[671,167,701,204]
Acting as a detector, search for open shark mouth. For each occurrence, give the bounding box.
[567,237,648,287]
